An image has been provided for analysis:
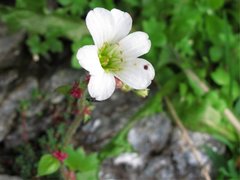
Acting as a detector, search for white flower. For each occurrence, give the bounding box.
[77,8,155,101]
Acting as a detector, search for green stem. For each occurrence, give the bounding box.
[63,90,87,148]
[61,90,87,180]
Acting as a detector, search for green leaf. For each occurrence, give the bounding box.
[211,67,230,86]
[177,98,237,141]
[89,0,114,9]
[0,8,88,41]
[186,75,205,96]
[70,0,89,16]
[99,131,133,161]
[58,0,71,6]
[179,83,188,97]
[37,154,60,176]
[143,17,166,47]
[210,46,223,62]
[234,98,240,116]
[55,85,72,95]
[169,6,201,42]
[123,0,139,7]
[27,34,48,54]
[213,134,234,151]
[46,37,63,53]
[64,146,99,172]
[206,91,227,112]
[77,170,98,180]
[16,0,46,12]
[221,81,240,102]
[207,0,225,10]
[205,15,233,45]
[179,101,221,133]
[64,147,85,171]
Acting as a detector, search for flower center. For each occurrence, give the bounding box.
[98,43,123,72]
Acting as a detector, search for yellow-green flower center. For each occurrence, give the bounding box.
[98,43,123,72]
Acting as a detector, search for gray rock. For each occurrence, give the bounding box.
[99,114,224,180]
[4,69,84,147]
[171,127,225,179]
[42,68,83,103]
[99,159,131,180]
[0,70,18,102]
[0,22,8,37]
[78,90,145,149]
[4,102,50,148]
[0,70,18,87]
[128,114,172,155]
[0,77,38,141]
[114,152,145,169]
[141,156,176,180]
[100,154,176,180]
[99,114,175,180]
[0,175,22,180]
[0,32,24,69]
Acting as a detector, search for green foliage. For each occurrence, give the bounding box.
[76,171,98,180]
[209,46,222,62]
[143,17,166,48]
[15,144,38,179]
[64,146,99,180]
[1,0,239,179]
[205,134,240,180]
[99,130,133,161]
[39,123,66,152]
[55,85,72,95]
[37,154,60,176]
[177,96,237,141]
[16,0,46,12]
[219,159,240,179]
[0,2,87,59]
[57,0,88,16]
[211,67,230,86]
[234,98,240,116]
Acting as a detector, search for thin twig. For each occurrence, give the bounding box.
[165,97,211,180]
[184,69,240,133]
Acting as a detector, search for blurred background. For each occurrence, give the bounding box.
[0,0,239,179]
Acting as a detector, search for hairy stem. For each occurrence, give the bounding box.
[61,90,87,180]
[63,91,87,147]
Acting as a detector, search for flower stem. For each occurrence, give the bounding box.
[61,90,87,180]
[63,90,87,148]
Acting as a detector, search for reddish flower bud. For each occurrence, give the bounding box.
[115,78,123,89]
[70,82,83,99]
[83,107,91,115]
[52,151,68,162]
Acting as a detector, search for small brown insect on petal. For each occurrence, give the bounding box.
[144,65,148,70]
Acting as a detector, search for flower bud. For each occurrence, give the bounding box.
[70,82,83,99]
[134,89,149,98]
[52,151,68,162]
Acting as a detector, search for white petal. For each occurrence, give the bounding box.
[119,32,151,59]
[111,9,132,42]
[88,72,116,101]
[114,58,155,89]
[77,45,103,75]
[86,8,115,47]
